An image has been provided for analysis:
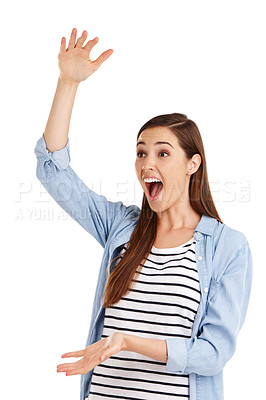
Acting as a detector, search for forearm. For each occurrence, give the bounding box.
[122,334,168,363]
[44,76,79,152]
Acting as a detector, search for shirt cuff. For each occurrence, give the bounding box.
[34,133,71,171]
[165,337,187,374]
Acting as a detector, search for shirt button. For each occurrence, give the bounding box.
[197,232,201,235]
[204,288,208,293]
[198,256,203,260]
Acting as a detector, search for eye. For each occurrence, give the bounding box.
[160,151,169,157]
[136,151,169,158]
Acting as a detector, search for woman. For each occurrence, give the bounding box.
[34,28,253,400]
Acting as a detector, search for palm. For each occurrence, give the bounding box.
[58,28,113,83]
[59,47,94,82]
[57,332,124,376]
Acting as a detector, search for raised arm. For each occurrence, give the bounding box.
[44,28,113,152]
[35,29,139,247]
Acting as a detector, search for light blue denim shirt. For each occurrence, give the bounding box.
[34,133,253,400]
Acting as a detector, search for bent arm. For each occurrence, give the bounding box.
[121,242,253,376]
[165,242,253,376]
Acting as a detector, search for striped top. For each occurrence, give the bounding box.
[88,237,200,400]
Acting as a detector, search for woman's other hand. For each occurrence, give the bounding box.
[58,28,113,84]
[56,332,124,376]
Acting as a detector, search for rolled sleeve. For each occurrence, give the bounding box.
[34,133,70,171]
[165,337,187,374]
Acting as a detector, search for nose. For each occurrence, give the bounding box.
[141,154,156,172]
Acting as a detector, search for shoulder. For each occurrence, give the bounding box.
[213,219,249,249]
[209,217,251,279]
[199,214,249,250]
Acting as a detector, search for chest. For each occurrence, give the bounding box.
[106,240,201,336]
[153,228,195,248]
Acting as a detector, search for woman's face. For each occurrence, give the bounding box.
[135,126,199,213]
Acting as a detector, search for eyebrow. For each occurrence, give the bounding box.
[136,141,174,149]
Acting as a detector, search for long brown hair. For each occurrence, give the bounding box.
[102,113,222,308]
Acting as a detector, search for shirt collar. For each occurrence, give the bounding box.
[195,214,218,236]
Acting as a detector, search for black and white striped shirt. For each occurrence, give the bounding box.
[88,237,200,400]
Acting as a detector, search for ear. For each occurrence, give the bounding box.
[187,154,201,175]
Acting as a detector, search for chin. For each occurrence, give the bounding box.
[146,199,164,213]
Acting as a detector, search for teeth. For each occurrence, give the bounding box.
[144,178,161,183]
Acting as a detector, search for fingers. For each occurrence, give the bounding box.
[57,340,114,376]
[57,361,79,370]
[92,49,114,70]
[99,352,107,361]
[67,28,77,50]
[76,30,88,48]
[60,37,66,54]
[65,369,84,376]
[57,356,92,375]
[83,36,99,52]
[62,29,101,54]
[57,359,84,375]
[61,349,85,358]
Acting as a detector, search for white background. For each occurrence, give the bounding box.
[1,0,265,399]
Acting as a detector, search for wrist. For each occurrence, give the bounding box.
[58,75,80,89]
[122,334,130,351]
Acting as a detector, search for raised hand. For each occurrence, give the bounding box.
[56,332,125,376]
[58,28,114,84]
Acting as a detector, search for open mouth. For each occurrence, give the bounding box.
[145,181,163,199]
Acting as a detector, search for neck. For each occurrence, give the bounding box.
[156,203,201,232]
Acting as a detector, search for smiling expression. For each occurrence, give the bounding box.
[135,126,200,213]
